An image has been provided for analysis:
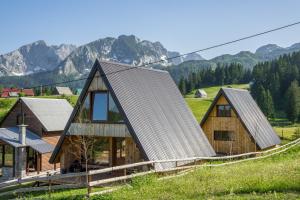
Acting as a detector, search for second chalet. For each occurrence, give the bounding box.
[201,88,281,155]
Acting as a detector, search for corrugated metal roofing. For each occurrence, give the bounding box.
[0,127,54,153]
[100,61,216,168]
[201,88,281,149]
[55,87,73,95]
[21,97,73,132]
[50,60,216,168]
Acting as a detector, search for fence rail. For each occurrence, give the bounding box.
[0,137,299,197]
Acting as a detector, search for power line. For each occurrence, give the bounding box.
[29,21,300,90]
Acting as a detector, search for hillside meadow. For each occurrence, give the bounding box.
[0,84,299,199]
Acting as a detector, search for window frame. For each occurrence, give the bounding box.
[213,131,235,141]
[216,104,232,117]
[1,145,15,167]
[89,91,125,124]
[91,91,109,123]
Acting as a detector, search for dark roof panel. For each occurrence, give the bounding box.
[0,127,54,153]
[99,61,216,168]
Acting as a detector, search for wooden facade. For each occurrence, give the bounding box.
[0,100,62,174]
[201,95,257,155]
[56,70,143,173]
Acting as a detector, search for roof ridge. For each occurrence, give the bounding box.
[99,60,168,74]
[21,97,69,101]
[221,87,248,92]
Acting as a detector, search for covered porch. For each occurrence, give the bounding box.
[60,135,142,173]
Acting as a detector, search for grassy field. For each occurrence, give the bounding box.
[93,145,300,200]
[16,144,300,199]
[0,98,17,122]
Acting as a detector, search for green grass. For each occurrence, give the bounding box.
[93,145,300,200]
[0,98,18,122]
[0,185,107,200]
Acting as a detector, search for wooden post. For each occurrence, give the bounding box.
[40,85,43,96]
[124,168,127,183]
[48,173,52,198]
[87,172,92,197]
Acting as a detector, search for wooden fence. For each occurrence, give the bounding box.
[0,137,299,198]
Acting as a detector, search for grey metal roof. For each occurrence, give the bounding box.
[50,60,216,168]
[55,87,73,95]
[21,97,73,132]
[201,88,281,149]
[0,127,54,153]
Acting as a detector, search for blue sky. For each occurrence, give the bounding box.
[1,0,300,59]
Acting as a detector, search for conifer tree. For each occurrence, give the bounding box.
[286,80,300,123]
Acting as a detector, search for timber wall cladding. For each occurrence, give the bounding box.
[89,71,107,91]
[42,132,61,169]
[68,123,131,137]
[1,101,44,136]
[202,95,256,154]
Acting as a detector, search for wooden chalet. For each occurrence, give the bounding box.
[200,88,281,155]
[195,89,207,98]
[0,98,73,178]
[54,86,73,96]
[50,60,215,172]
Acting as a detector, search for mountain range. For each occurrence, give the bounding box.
[0,35,204,77]
[1,35,300,87]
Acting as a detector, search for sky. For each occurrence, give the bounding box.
[1,0,300,59]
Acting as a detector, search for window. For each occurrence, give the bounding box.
[214,131,234,141]
[217,105,231,117]
[0,146,2,167]
[92,92,108,121]
[108,94,123,122]
[77,93,91,123]
[88,138,110,165]
[4,145,13,167]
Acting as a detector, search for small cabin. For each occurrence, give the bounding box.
[0,98,73,178]
[200,88,280,155]
[54,86,73,96]
[50,60,215,172]
[194,89,207,98]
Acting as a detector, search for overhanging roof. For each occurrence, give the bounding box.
[201,88,281,149]
[50,60,216,168]
[0,127,54,153]
[21,97,73,132]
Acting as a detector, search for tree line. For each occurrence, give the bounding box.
[178,63,252,95]
[251,51,300,122]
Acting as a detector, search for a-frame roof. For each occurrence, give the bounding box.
[50,60,215,168]
[201,88,281,149]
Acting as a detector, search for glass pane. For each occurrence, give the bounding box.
[108,94,124,122]
[93,93,108,121]
[89,138,110,165]
[4,145,13,167]
[77,93,91,123]
[0,146,3,167]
